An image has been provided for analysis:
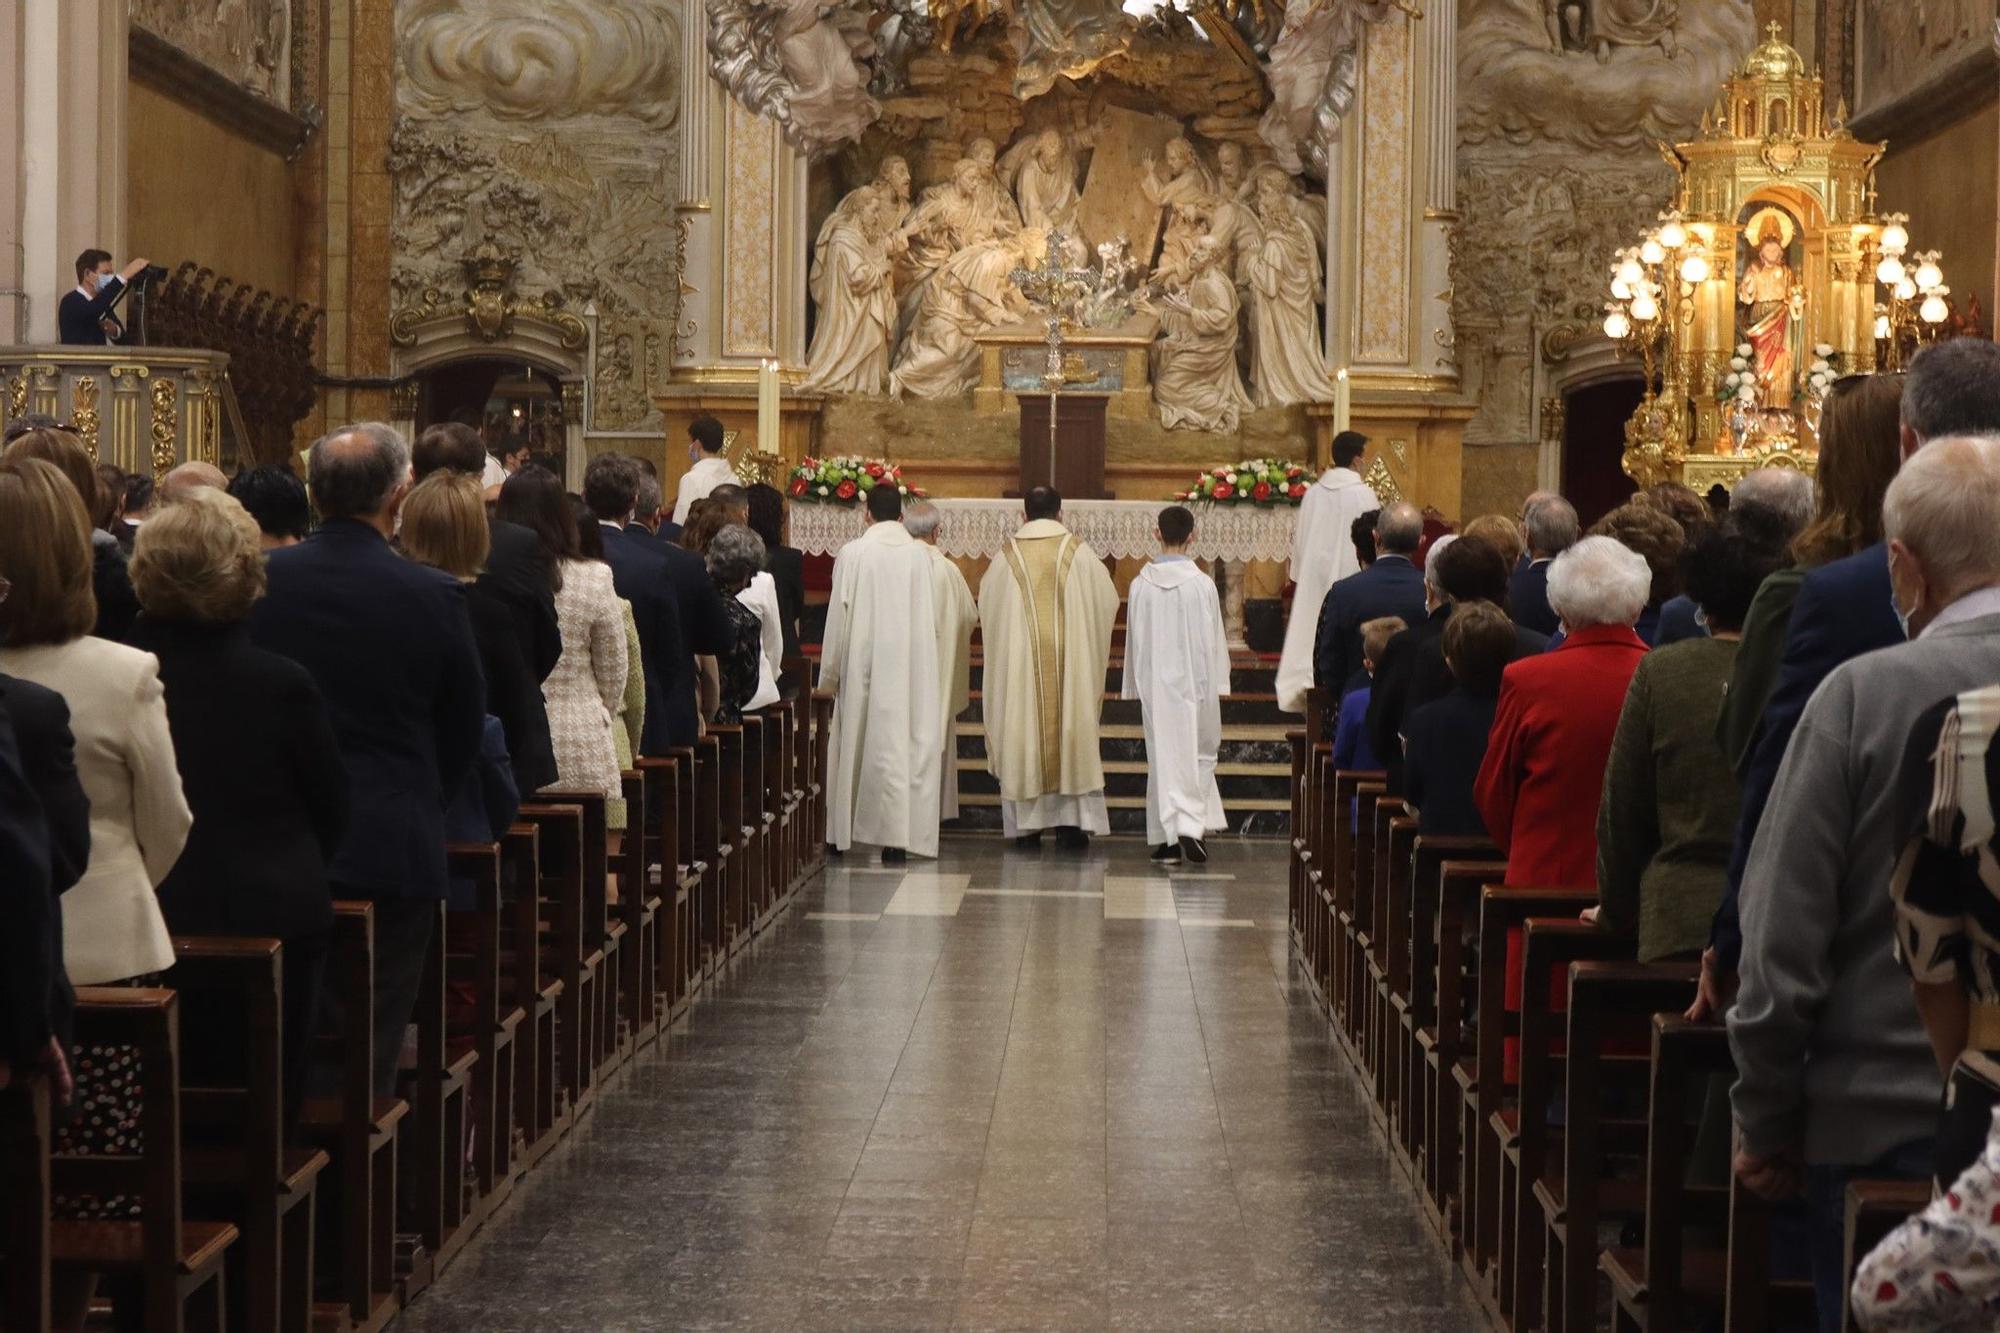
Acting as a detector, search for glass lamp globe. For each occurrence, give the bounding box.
[1658,220,1688,250]
[1679,254,1711,283]
[1615,258,1645,288]
[1639,238,1666,265]
[1876,257,1906,286]
[1881,221,1910,254]
[1915,260,1944,290]
[1629,292,1660,322]
[1875,314,1892,340]
[1603,310,1632,340]
[1921,294,1950,324]
[1611,277,1633,301]
[1896,278,1919,301]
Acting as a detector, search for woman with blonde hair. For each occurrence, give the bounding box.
[127,486,346,1131]
[3,426,139,640]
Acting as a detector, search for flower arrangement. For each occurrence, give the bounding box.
[1175,458,1317,506]
[785,456,924,505]
[1804,342,1840,402]
[1719,343,1760,409]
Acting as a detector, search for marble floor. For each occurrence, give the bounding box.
[394,836,1484,1331]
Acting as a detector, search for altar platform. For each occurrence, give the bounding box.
[788,496,1293,563]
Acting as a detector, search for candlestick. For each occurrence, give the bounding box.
[1333,366,1352,435]
[756,359,780,456]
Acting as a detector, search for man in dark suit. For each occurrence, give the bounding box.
[1509,494,1577,637]
[251,423,486,1096]
[1699,335,2000,1022]
[586,453,713,752]
[1367,534,1547,792]
[412,423,560,792]
[629,468,683,546]
[1313,501,1428,703]
[58,248,149,346]
[0,673,89,1098]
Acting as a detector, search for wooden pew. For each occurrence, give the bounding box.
[498,821,563,1167]
[811,691,834,854]
[1328,770,1383,1031]
[516,801,592,1123]
[1427,859,1505,1247]
[1343,781,1389,1051]
[613,770,664,1052]
[1503,917,1636,1331]
[1843,1181,1930,1332]
[1537,959,1697,1333]
[1464,886,1593,1301]
[399,898,485,1279]
[52,988,239,1333]
[171,936,329,1333]
[1603,1015,1741,1333]
[1399,836,1497,1181]
[708,724,750,956]
[1373,809,1419,1128]
[1723,1149,1821,1331]
[637,754,696,1023]
[444,842,521,1209]
[2,1072,52,1333]
[691,735,726,982]
[669,744,710,1009]
[754,706,787,923]
[302,902,407,1332]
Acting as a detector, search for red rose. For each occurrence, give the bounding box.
[1286,467,1302,479]
[1212,482,1235,500]
[1253,481,1272,501]
[1212,467,1227,478]
[789,478,809,498]
[866,462,886,478]
[801,458,818,471]
[835,479,858,500]
[910,487,927,499]
[1288,483,1307,499]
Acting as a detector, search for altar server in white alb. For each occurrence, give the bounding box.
[818,483,945,864]
[978,486,1120,850]
[903,499,978,821]
[1124,505,1233,865]
[1275,431,1376,714]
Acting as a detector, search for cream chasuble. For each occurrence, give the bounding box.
[923,543,978,819]
[819,521,946,857]
[977,519,1119,833]
[1122,557,1232,846]
[1274,467,1376,714]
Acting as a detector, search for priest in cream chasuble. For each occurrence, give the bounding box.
[977,510,1120,837]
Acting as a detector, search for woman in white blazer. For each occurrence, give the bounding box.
[0,457,189,986]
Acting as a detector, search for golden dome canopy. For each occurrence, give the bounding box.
[1739,22,1807,82]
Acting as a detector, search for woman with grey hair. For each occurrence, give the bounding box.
[1475,534,1651,1080]
[703,523,769,723]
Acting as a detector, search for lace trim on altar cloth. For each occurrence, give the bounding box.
[789,499,1296,564]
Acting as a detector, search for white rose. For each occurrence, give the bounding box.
[1815,343,1834,357]
[1736,343,1753,356]
[1728,357,1746,371]
[1225,472,1238,485]
[817,485,830,497]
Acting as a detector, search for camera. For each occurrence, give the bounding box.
[135,263,169,286]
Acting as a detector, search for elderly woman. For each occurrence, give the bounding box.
[126,487,347,1131]
[1591,520,1785,961]
[1588,501,1685,646]
[1475,534,1651,1078]
[704,524,770,725]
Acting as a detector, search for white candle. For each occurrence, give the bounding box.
[1333,366,1352,435]
[756,358,780,456]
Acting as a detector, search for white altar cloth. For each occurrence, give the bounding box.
[788,499,1297,564]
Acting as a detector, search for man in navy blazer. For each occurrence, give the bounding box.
[1701,336,2000,1009]
[250,422,486,1095]
[1507,495,1578,637]
[1313,501,1428,703]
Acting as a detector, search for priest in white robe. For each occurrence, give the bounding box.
[1122,505,1232,863]
[818,484,945,863]
[1274,433,1377,714]
[904,499,977,820]
[977,487,1119,849]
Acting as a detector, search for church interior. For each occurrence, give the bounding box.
[6,0,2000,1330]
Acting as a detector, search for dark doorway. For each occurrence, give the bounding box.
[415,359,567,474]
[1560,376,1646,528]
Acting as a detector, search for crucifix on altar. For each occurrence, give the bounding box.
[1007,232,1113,499]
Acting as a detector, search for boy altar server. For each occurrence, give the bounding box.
[1123,505,1233,864]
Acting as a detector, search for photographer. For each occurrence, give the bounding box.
[58,249,150,346]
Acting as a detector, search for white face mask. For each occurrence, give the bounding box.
[94,270,114,292]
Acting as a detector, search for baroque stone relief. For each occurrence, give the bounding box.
[1855,0,1993,119]
[391,0,683,431]
[132,0,291,106]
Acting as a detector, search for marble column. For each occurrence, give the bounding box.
[0,0,129,344]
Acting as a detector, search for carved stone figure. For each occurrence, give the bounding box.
[1258,0,1411,179]
[1589,0,1679,60]
[1151,239,1253,433]
[896,150,1022,341]
[1242,175,1330,407]
[805,195,899,394]
[891,229,1047,400]
[133,0,289,104]
[707,0,880,158]
[1142,138,1218,287]
[1202,142,1262,276]
[1012,0,1134,99]
[1006,129,1085,233]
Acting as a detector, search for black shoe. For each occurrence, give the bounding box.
[1014,832,1044,850]
[1151,842,1183,864]
[880,846,907,866]
[825,843,843,859]
[1054,826,1090,851]
[1179,836,1209,865]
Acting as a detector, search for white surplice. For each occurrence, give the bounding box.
[1122,557,1232,845]
[819,520,946,856]
[737,571,783,712]
[671,454,742,526]
[976,518,1119,835]
[921,543,978,820]
[1274,467,1376,714]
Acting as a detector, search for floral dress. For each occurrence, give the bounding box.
[1853,1106,2000,1330]
[539,558,627,804]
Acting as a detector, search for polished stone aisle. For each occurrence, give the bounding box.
[396,837,1483,1331]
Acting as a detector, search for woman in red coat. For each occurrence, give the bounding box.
[1476,534,1652,1077]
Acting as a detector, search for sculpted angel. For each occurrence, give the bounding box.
[708,0,880,158]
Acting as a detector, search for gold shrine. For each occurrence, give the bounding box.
[1610,24,1950,491]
